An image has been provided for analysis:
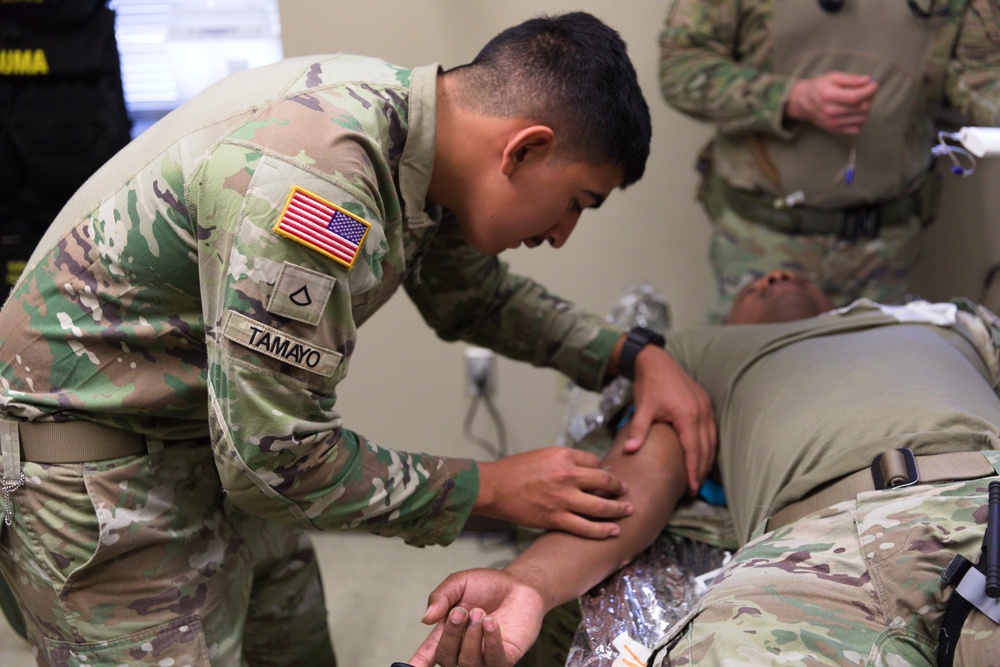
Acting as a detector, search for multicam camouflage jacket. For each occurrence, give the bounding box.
[659,0,1000,204]
[0,55,621,547]
[660,0,1000,136]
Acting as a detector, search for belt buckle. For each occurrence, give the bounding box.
[841,206,881,241]
[871,447,919,490]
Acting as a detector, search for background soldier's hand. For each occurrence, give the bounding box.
[408,568,545,667]
[473,447,631,538]
[784,71,879,135]
[620,346,716,497]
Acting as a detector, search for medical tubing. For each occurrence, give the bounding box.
[986,480,1000,598]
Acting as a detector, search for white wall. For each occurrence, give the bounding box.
[276,0,1000,462]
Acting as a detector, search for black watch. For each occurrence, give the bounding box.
[618,326,666,381]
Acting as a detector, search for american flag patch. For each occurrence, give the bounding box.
[273,187,371,269]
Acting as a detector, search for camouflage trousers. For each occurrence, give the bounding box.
[704,203,924,324]
[0,440,336,666]
[649,472,1000,666]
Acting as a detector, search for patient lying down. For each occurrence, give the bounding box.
[410,270,1000,667]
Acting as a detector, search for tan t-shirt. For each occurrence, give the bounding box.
[667,302,1000,544]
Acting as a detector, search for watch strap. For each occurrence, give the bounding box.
[619,327,665,381]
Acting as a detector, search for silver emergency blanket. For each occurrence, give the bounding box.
[566,533,731,667]
[557,280,671,447]
[559,281,735,667]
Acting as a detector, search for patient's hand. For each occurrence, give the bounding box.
[473,447,632,539]
[408,568,546,667]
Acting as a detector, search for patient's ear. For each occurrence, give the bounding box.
[500,126,555,177]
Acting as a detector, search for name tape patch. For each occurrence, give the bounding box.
[222,310,341,377]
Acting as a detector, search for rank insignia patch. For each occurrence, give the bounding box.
[273,186,371,269]
[267,262,335,326]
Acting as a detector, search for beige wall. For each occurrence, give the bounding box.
[277,0,1000,461]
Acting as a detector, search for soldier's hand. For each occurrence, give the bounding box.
[785,71,879,135]
[473,447,631,538]
[620,346,716,497]
[408,568,545,667]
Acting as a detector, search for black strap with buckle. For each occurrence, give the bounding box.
[841,205,882,241]
[709,171,926,240]
[938,554,977,667]
[936,480,1000,667]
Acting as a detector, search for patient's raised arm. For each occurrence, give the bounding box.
[409,421,689,667]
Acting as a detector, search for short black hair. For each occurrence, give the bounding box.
[447,12,651,188]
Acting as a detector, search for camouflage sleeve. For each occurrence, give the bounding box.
[659,0,794,136]
[404,216,623,392]
[194,149,477,548]
[945,0,1000,125]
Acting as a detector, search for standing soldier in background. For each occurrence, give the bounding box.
[0,0,131,642]
[0,0,131,291]
[659,0,1000,322]
[0,13,715,666]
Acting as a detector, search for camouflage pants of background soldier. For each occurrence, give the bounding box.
[0,440,336,667]
[649,458,1000,666]
[705,204,925,325]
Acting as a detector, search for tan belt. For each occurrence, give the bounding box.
[17,421,146,464]
[768,449,997,533]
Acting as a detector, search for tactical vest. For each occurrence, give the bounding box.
[0,1,131,288]
[713,0,962,209]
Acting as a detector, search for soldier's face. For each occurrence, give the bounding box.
[726,270,835,324]
[457,158,624,256]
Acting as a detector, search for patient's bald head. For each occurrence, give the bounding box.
[726,270,835,325]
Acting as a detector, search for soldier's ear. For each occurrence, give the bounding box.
[500,126,554,177]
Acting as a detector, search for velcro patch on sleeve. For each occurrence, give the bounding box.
[222,310,342,377]
[273,186,371,269]
[267,261,335,326]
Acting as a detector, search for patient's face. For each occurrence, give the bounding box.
[726,270,835,325]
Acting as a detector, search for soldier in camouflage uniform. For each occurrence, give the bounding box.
[412,271,1000,666]
[0,13,719,667]
[659,0,1000,322]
